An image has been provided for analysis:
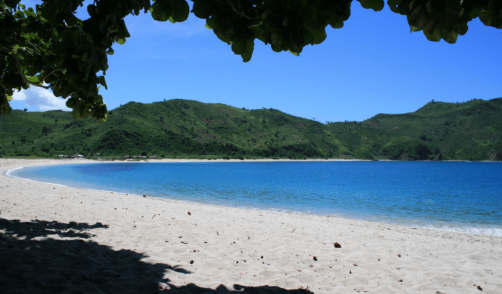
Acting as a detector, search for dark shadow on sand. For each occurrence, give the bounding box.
[0,218,312,294]
[162,284,314,294]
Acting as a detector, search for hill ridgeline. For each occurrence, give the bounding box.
[1,98,501,160]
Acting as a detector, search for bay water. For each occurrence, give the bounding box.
[7,161,502,236]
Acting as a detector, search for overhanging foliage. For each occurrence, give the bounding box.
[1,0,501,119]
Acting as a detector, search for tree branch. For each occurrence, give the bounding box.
[0,82,6,97]
[2,47,60,92]
[40,68,59,84]
[0,47,12,53]
[225,0,251,20]
[11,54,55,89]
[0,81,8,102]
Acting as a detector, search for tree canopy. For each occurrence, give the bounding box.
[1,0,501,120]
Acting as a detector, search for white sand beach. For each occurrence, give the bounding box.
[1,158,501,294]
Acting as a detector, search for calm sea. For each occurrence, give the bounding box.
[7,161,502,236]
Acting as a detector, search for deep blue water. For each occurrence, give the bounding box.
[7,161,502,236]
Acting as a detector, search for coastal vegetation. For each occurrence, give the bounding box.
[1,98,501,161]
[2,1,501,117]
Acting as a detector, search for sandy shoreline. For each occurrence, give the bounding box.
[1,159,501,293]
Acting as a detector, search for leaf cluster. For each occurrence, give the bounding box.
[389,0,502,43]
[1,0,501,120]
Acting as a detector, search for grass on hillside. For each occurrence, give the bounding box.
[1,98,501,161]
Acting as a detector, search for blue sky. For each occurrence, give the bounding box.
[11,1,502,123]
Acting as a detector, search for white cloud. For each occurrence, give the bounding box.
[12,86,71,111]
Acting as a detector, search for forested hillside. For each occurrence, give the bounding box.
[1,98,501,160]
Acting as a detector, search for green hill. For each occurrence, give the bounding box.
[1,98,501,160]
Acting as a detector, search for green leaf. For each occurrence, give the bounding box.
[116,38,126,45]
[408,5,426,28]
[88,51,98,65]
[241,39,254,63]
[444,30,458,44]
[459,24,468,36]
[150,0,171,22]
[65,13,78,26]
[87,5,97,17]
[468,6,483,19]
[81,109,90,119]
[424,0,434,15]
[106,47,114,55]
[303,22,327,45]
[288,50,299,56]
[426,19,437,35]
[115,20,130,44]
[84,65,92,81]
[86,34,94,44]
[10,45,20,54]
[231,39,247,55]
[205,23,212,29]
[358,0,385,12]
[302,30,314,46]
[248,24,267,43]
[192,0,213,19]
[409,25,421,32]
[327,16,344,29]
[283,17,289,27]
[7,95,13,101]
[41,2,58,21]
[170,0,189,22]
[97,76,108,90]
[72,109,81,120]
[68,74,81,88]
[206,18,216,29]
[479,11,493,26]
[15,8,25,18]
[60,28,79,47]
[423,25,442,42]
[66,97,78,108]
[409,0,420,11]
[0,102,12,115]
[26,76,41,83]
[270,32,284,48]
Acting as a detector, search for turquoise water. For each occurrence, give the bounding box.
[7,161,502,236]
